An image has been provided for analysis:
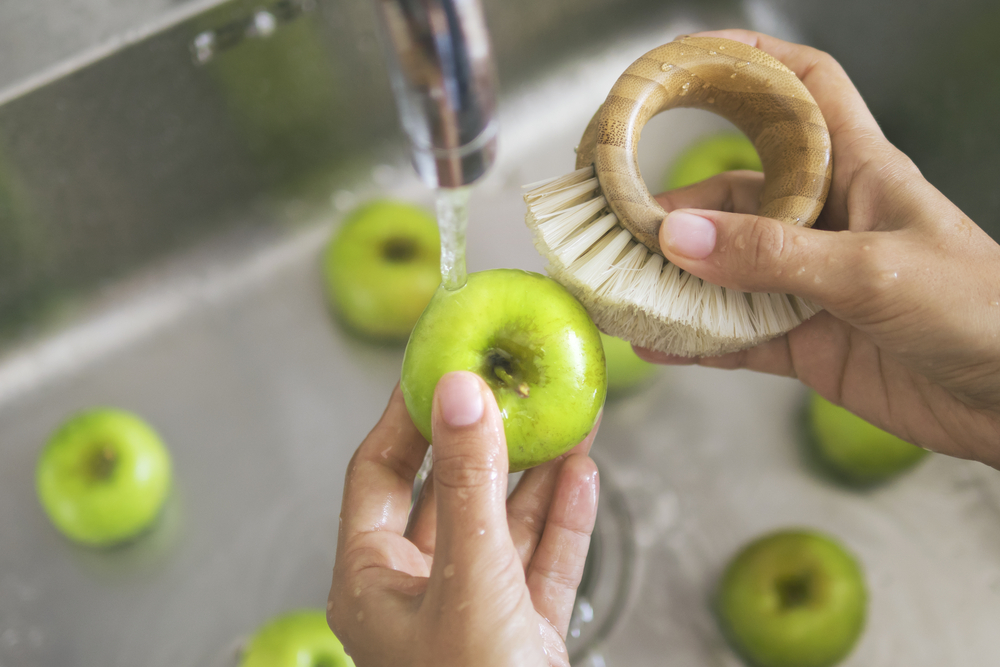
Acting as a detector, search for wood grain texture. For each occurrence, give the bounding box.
[582,35,832,254]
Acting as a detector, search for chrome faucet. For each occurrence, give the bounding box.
[374,0,498,188]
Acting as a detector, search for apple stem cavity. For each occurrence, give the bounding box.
[381,237,418,263]
[87,445,118,481]
[487,348,531,398]
[776,572,814,611]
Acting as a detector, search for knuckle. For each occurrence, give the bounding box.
[432,449,498,493]
[738,217,789,276]
[840,236,899,309]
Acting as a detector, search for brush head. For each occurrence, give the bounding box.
[523,36,830,357]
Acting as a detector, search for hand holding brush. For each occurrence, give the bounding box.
[638,30,1000,469]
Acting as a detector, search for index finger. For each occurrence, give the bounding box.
[337,384,429,553]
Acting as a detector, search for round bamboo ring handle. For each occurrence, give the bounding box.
[579,35,832,255]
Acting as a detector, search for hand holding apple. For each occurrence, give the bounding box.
[401,269,606,471]
[716,529,866,667]
[328,380,599,667]
[36,408,172,547]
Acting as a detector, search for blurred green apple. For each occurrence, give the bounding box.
[601,332,658,397]
[401,269,606,471]
[717,529,867,667]
[36,408,172,547]
[324,200,440,342]
[240,609,354,667]
[665,132,762,190]
[808,392,928,486]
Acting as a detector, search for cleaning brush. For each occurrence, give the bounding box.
[524,35,832,357]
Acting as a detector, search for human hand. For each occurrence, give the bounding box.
[327,373,600,667]
[641,30,1000,467]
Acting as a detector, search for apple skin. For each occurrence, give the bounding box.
[716,529,867,667]
[401,269,607,472]
[808,392,928,486]
[601,332,659,397]
[36,408,172,547]
[665,132,763,190]
[240,609,354,667]
[324,200,440,342]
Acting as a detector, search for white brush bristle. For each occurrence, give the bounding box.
[523,164,822,357]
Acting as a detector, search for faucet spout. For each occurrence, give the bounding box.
[374,0,498,188]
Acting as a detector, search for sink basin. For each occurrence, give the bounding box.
[1,1,999,665]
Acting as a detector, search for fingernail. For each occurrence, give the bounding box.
[437,372,484,427]
[664,211,716,259]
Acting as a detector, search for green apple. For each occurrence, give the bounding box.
[324,200,440,341]
[601,332,659,397]
[665,132,763,190]
[36,408,172,547]
[808,392,928,486]
[240,609,354,667]
[716,529,867,667]
[401,269,607,471]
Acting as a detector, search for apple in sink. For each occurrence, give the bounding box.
[716,529,867,667]
[401,269,606,471]
[36,408,172,547]
[664,132,762,190]
[240,609,354,667]
[601,332,659,398]
[807,391,929,486]
[324,199,440,342]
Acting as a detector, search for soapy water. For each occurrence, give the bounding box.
[436,187,471,290]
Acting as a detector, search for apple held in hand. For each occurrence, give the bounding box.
[36,408,172,547]
[601,332,659,397]
[716,529,867,667]
[240,609,354,667]
[324,200,440,341]
[808,392,928,486]
[401,269,606,471]
[665,132,763,190]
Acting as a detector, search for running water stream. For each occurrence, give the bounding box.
[435,186,471,290]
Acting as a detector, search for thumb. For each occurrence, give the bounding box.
[659,208,877,310]
[429,371,514,585]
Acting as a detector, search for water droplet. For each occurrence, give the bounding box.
[709,50,717,55]
[736,61,749,69]
[443,564,456,579]
[478,528,486,535]
[660,63,674,71]
[191,31,215,64]
[249,10,277,38]
[730,73,737,79]
[719,44,726,50]
[680,82,691,96]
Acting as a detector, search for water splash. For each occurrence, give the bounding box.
[436,187,471,290]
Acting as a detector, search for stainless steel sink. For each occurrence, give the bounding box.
[2,1,999,665]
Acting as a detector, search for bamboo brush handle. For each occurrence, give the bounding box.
[579,36,832,255]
